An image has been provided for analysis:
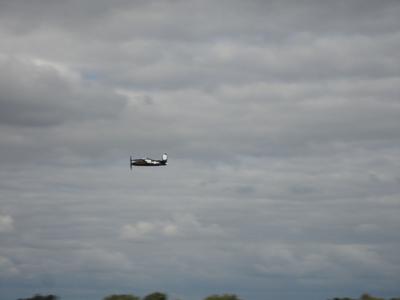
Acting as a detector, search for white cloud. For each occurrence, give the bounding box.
[121,221,157,240]
[0,214,13,232]
[121,214,225,241]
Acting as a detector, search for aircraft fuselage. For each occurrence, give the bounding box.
[131,159,167,166]
[130,153,168,170]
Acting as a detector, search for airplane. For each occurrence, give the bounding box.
[130,153,168,170]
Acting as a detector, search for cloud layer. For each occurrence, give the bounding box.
[1,1,400,300]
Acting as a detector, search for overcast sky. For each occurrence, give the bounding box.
[1,1,400,300]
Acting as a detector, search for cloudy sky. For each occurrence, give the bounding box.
[1,1,400,300]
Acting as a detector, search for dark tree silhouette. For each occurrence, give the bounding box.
[204,294,242,300]
[143,292,167,300]
[360,294,385,300]
[330,294,399,300]
[18,294,58,300]
[103,294,140,300]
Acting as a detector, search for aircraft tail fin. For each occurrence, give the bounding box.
[162,153,168,164]
[130,156,133,170]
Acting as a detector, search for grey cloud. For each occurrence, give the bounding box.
[30,33,399,90]
[1,1,399,40]
[1,1,399,91]
[0,214,14,233]
[1,1,400,300]
[0,256,18,278]
[0,57,127,127]
[121,213,225,241]
[239,242,399,286]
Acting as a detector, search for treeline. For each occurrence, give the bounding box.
[331,294,400,300]
[17,292,400,300]
[17,292,241,300]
